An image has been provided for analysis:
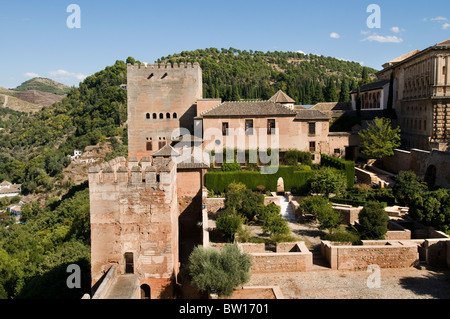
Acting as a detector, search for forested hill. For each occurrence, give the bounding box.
[157,48,378,104]
[0,49,376,299]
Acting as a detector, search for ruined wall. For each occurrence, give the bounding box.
[382,148,450,188]
[321,241,418,270]
[250,243,312,273]
[127,62,203,161]
[88,157,179,299]
[424,239,450,267]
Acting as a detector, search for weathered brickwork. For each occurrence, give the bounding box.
[127,62,202,161]
[88,156,179,299]
[321,241,418,270]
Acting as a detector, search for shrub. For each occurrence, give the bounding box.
[409,188,450,232]
[357,201,389,240]
[307,167,347,196]
[326,230,360,245]
[299,196,341,231]
[216,209,243,242]
[205,167,313,194]
[321,154,355,188]
[259,203,290,236]
[188,244,252,297]
[392,171,426,206]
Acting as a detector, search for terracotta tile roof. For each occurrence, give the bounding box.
[437,39,450,46]
[200,101,297,117]
[269,90,296,104]
[152,144,179,157]
[295,109,330,120]
[311,102,352,112]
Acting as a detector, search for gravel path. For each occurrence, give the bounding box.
[247,267,450,299]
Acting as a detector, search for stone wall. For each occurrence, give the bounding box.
[177,169,202,198]
[423,239,450,267]
[88,156,179,298]
[249,242,312,273]
[205,196,281,215]
[321,240,418,270]
[333,204,362,225]
[382,148,450,188]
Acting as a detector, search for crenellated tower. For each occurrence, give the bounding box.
[88,156,179,299]
[127,62,203,161]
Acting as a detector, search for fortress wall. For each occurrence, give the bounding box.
[89,157,179,297]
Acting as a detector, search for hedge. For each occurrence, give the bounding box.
[205,166,314,195]
[320,154,355,188]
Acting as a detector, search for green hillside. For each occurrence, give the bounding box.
[158,48,378,104]
[14,77,71,95]
[0,49,376,299]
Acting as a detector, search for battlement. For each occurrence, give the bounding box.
[88,156,176,187]
[127,61,200,70]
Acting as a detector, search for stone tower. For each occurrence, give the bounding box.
[127,62,203,161]
[88,156,179,299]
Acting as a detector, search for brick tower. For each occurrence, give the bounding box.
[127,62,203,161]
[88,156,179,299]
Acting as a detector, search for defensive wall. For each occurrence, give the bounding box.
[88,156,179,299]
[382,148,450,188]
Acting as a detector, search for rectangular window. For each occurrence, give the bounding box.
[158,141,166,149]
[267,119,276,135]
[334,148,341,155]
[125,252,134,274]
[146,142,153,151]
[245,119,254,135]
[443,66,447,75]
[309,141,316,152]
[222,122,229,136]
[308,122,316,136]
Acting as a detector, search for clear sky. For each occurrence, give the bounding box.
[1,0,449,88]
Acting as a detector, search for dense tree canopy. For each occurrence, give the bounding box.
[358,117,401,160]
[159,48,376,104]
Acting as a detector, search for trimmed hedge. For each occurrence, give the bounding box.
[205,166,314,194]
[320,154,355,188]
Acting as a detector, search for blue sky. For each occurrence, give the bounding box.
[1,0,449,88]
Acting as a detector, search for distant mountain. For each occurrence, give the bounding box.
[0,89,43,113]
[14,77,71,95]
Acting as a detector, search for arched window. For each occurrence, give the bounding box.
[140,284,151,299]
[146,113,150,119]
[173,113,178,119]
[153,113,157,119]
[166,112,171,119]
[159,113,164,119]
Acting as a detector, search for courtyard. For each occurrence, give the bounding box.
[243,267,450,299]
